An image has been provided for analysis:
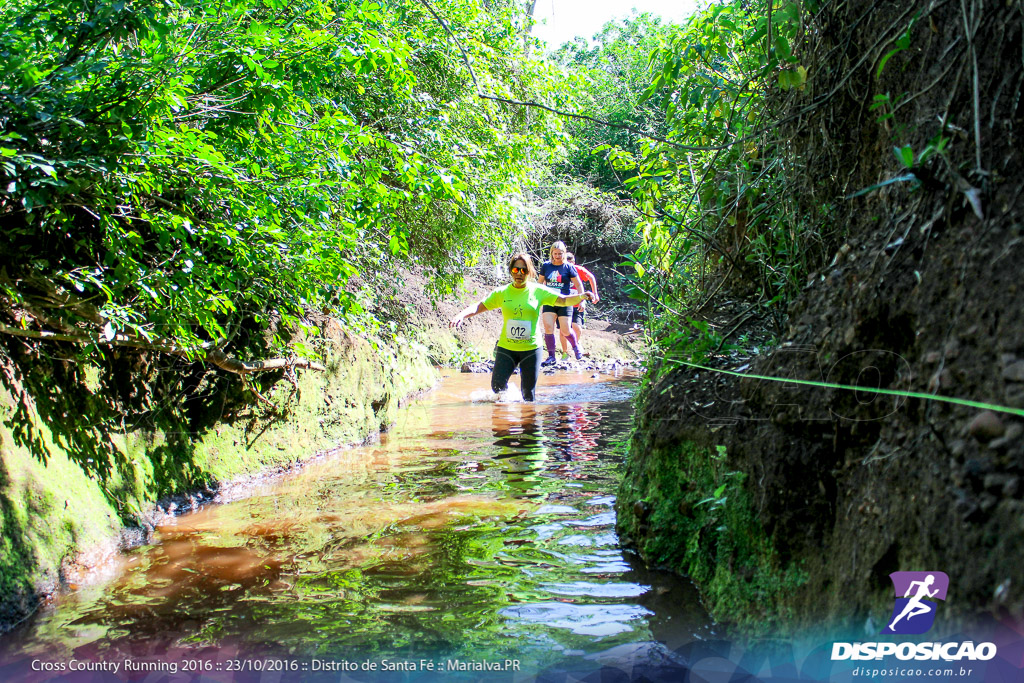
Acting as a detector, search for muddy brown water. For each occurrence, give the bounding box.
[0,370,712,681]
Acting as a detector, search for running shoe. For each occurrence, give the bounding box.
[575,350,584,361]
[561,352,571,361]
[541,355,557,367]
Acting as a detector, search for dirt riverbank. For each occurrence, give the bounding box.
[616,0,1024,632]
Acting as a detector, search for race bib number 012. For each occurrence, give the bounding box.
[505,319,532,341]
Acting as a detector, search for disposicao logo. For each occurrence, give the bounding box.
[831,570,998,662]
[883,571,949,635]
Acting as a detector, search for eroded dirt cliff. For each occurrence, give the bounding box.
[618,0,1024,630]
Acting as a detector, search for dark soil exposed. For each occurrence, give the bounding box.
[621,0,1024,629]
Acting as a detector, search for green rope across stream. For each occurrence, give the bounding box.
[661,356,1024,419]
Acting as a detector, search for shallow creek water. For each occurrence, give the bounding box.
[1,370,712,680]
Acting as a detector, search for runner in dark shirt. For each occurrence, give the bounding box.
[537,241,585,365]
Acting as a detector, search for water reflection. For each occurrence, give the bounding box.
[491,402,543,457]
[489,401,609,486]
[0,371,712,677]
[502,603,653,637]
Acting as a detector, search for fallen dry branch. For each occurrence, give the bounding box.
[205,349,325,374]
[0,322,325,375]
[0,271,325,376]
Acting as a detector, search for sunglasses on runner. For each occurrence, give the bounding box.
[510,266,527,274]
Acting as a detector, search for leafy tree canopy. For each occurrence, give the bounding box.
[597,0,813,344]
[546,12,674,192]
[0,0,560,366]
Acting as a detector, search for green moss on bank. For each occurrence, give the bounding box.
[617,437,806,633]
[0,326,440,631]
[0,395,124,626]
[124,332,438,496]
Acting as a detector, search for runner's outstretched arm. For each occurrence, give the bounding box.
[574,265,600,303]
[450,302,489,328]
[555,292,594,307]
[584,269,599,302]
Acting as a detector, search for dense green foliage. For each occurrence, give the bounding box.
[601,1,819,350]
[547,13,673,192]
[0,0,556,361]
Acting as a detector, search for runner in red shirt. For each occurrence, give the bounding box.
[560,252,599,358]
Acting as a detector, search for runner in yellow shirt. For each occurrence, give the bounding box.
[450,252,594,400]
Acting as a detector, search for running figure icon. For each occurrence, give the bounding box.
[883,571,949,635]
[888,574,938,631]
